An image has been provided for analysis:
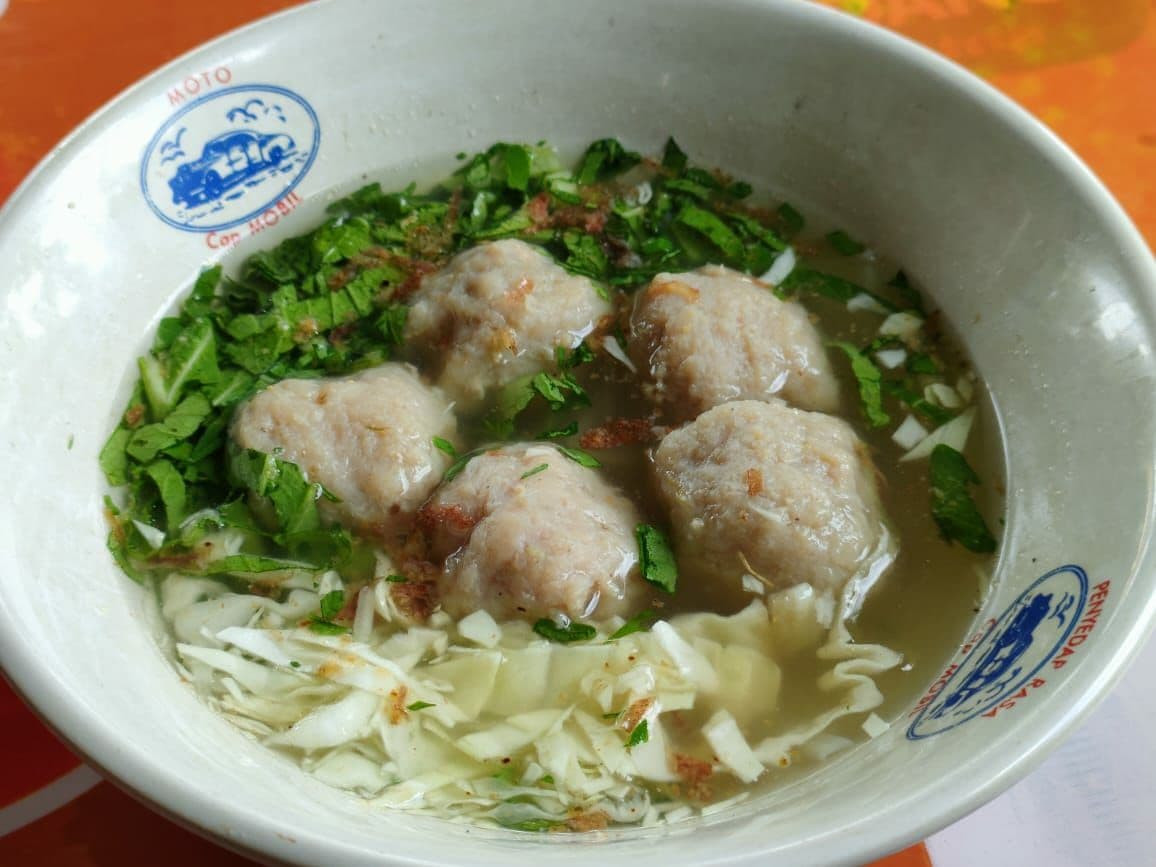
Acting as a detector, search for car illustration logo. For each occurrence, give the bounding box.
[140,84,319,233]
[907,565,1089,739]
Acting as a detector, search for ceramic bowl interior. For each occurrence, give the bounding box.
[1,0,1155,865]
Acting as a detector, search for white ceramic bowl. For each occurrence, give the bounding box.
[2,0,1155,864]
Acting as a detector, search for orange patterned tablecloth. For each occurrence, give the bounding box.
[0,1,1151,864]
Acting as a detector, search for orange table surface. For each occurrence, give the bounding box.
[1,0,1152,865]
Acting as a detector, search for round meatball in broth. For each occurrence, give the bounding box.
[653,400,894,595]
[404,239,613,408]
[230,363,458,537]
[418,444,645,622]
[630,265,838,421]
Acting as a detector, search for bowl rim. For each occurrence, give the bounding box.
[1,0,1155,864]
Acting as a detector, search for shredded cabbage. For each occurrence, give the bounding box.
[166,569,900,830]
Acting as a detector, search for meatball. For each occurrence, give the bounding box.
[418,444,645,622]
[404,239,612,408]
[652,400,893,594]
[629,265,838,421]
[230,363,457,536]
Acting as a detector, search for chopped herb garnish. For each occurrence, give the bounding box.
[443,450,478,481]
[536,421,578,440]
[308,619,349,635]
[520,463,549,480]
[607,609,657,641]
[406,700,435,711]
[635,524,678,593]
[319,589,345,620]
[777,202,805,235]
[556,342,595,370]
[626,719,650,748]
[432,436,458,459]
[929,445,997,553]
[555,445,601,468]
[533,618,597,643]
[830,342,890,428]
[602,710,622,720]
[289,660,301,668]
[826,229,866,256]
[906,353,940,375]
[661,137,688,172]
[385,573,408,583]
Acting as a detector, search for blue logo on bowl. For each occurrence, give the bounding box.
[907,564,1090,740]
[140,84,319,233]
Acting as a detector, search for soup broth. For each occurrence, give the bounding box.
[102,139,1001,831]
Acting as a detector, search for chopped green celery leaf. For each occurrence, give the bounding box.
[635,524,678,593]
[443,450,478,482]
[664,178,713,201]
[533,618,597,643]
[227,447,323,537]
[377,305,408,345]
[576,139,641,185]
[99,428,132,486]
[204,554,317,575]
[283,526,352,569]
[888,269,924,311]
[830,342,890,428]
[560,230,608,279]
[531,372,588,411]
[312,589,342,621]
[244,235,313,284]
[626,719,650,748]
[726,213,787,252]
[217,499,263,532]
[682,167,722,190]
[907,353,940,375]
[104,500,146,583]
[189,264,223,305]
[608,609,657,641]
[727,180,753,199]
[556,445,600,468]
[520,463,549,480]
[826,230,866,256]
[547,175,582,204]
[152,318,183,354]
[537,422,578,440]
[407,700,435,711]
[780,268,896,311]
[744,244,776,278]
[126,393,212,462]
[881,380,954,426]
[486,374,538,438]
[208,369,256,408]
[675,205,745,263]
[661,137,688,172]
[186,412,229,463]
[929,445,997,553]
[312,217,373,265]
[777,202,805,235]
[385,573,408,583]
[224,326,295,375]
[501,144,532,191]
[139,319,220,418]
[473,207,532,240]
[308,619,349,635]
[555,342,595,370]
[432,436,458,459]
[144,459,187,530]
[344,266,399,313]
